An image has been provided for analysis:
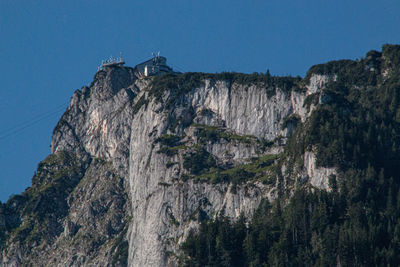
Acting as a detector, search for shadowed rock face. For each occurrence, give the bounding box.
[4,45,396,266]
[0,151,130,267]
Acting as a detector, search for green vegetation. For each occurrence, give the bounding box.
[0,151,86,249]
[202,71,301,93]
[112,240,129,266]
[281,114,301,130]
[192,124,256,144]
[156,134,188,156]
[181,215,247,267]
[9,220,34,242]
[25,151,83,213]
[382,44,400,72]
[288,52,400,171]
[156,134,182,147]
[111,226,129,266]
[304,45,400,85]
[303,92,320,111]
[183,147,217,175]
[181,179,400,266]
[132,95,149,115]
[149,73,205,109]
[181,46,400,266]
[150,72,302,109]
[158,145,188,156]
[190,154,280,190]
[192,123,274,153]
[158,182,172,187]
[156,127,276,187]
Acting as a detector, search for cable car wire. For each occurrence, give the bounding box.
[0,104,68,140]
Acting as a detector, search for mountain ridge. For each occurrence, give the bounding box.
[1,44,400,266]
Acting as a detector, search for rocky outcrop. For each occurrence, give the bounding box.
[303,151,336,190]
[1,62,337,266]
[0,152,130,267]
[51,67,334,266]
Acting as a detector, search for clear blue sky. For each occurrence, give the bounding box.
[1,0,400,202]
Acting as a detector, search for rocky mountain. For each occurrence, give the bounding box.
[1,45,400,266]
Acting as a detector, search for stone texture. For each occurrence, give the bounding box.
[304,151,336,191]
[1,65,334,267]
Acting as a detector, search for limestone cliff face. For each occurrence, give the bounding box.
[0,64,335,266]
[124,75,328,266]
[53,67,333,266]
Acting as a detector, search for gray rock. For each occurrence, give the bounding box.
[1,67,334,266]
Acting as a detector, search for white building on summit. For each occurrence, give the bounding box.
[98,52,174,77]
[98,53,125,70]
[134,53,173,77]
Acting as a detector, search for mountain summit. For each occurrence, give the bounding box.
[2,45,400,266]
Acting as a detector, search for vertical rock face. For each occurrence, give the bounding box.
[52,66,137,178]
[125,78,303,266]
[0,59,345,266]
[48,67,333,266]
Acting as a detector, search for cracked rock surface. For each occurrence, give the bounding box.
[1,65,333,266]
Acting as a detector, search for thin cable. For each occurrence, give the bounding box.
[171,64,185,73]
[0,103,67,135]
[0,105,67,140]
[0,111,63,140]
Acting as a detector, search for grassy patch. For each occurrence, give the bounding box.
[158,145,189,156]
[155,134,182,147]
[158,182,172,187]
[4,151,86,247]
[111,226,129,266]
[156,134,188,156]
[10,220,34,242]
[303,93,320,111]
[188,154,281,190]
[192,123,257,144]
[183,147,217,175]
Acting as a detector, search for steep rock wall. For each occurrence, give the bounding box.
[51,68,332,266]
[1,66,333,266]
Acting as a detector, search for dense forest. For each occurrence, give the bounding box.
[180,45,400,266]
